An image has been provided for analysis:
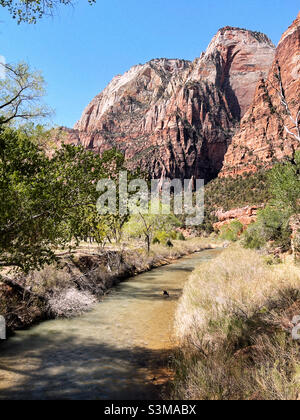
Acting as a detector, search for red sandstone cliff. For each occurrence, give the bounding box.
[65,27,275,181]
[220,13,300,177]
[213,205,263,231]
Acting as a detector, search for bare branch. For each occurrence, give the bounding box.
[0,62,52,126]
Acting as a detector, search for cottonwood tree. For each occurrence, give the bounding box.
[124,203,181,253]
[0,0,96,24]
[0,127,58,272]
[0,127,119,272]
[17,122,66,151]
[0,127,141,273]
[96,148,146,245]
[0,62,51,126]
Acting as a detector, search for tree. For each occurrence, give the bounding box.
[242,151,300,251]
[0,62,51,125]
[268,150,300,214]
[71,206,111,248]
[0,126,59,272]
[0,127,112,272]
[0,0,96,24]
[16,122,65,151]
[0,126,142,272]
[124,202,181,253]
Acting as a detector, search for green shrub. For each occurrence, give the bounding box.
[263,255,281,266]
[242,223,266,249]
[294,229,300,260]
[153,230,180,245]
[220,220,243,242]
[241,153,299,252]
[176,232,186,241]
[195,170,270,234]
[242,205,292,250]
[169,230,178,240]
[268,150,300,215]
[153,231,169,244]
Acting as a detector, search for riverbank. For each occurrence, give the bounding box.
[0,248,221,400]
[0,238,221,335]
[170,245,300,400]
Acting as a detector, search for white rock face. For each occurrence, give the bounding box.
[74,59,191,132]
[69,26,276,181]
[187,27,275,116]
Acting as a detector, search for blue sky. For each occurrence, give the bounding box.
[0,0,299,127]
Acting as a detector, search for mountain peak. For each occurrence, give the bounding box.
[220,13,299,178]
[218,25,272,41]
[207,26,275,52]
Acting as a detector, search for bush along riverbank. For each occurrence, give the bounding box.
[0,238,219,335]
[170,245,300,400]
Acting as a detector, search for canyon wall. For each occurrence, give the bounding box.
[65,27,275,181]
[220,12,300,177]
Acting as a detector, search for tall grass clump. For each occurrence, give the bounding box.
[172,245,300,400]
[219,220,243,242]
[242,206,292,250]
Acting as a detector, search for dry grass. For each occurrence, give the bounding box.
[27,264,74,295]
[172,245,300,400]
[113,237,218,275]
[150,237,217,261]
[1,237,217,332]
[48,288,97,318]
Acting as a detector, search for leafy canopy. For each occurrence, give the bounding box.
[0,0,96,24]
[0,126,133,272]
[268,151,300,214]
[124,201,181,252]
[0,62,51,126]
[242,151,300,250]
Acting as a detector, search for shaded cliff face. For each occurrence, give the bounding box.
[68,27,275,181]
[220,13,300,178]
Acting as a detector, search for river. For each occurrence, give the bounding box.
[0,248,220,400]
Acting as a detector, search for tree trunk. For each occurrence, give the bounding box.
[146,235,150,254]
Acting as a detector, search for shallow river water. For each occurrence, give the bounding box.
[0,249,220,400]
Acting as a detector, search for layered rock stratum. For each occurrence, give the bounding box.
[219,12,300,177]
[64,26,277,181]
[213,205,263,231]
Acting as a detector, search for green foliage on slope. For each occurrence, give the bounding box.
[198,170,271,233]
[242,151,300,251]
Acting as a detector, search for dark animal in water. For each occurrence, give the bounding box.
[163,291,170,297]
